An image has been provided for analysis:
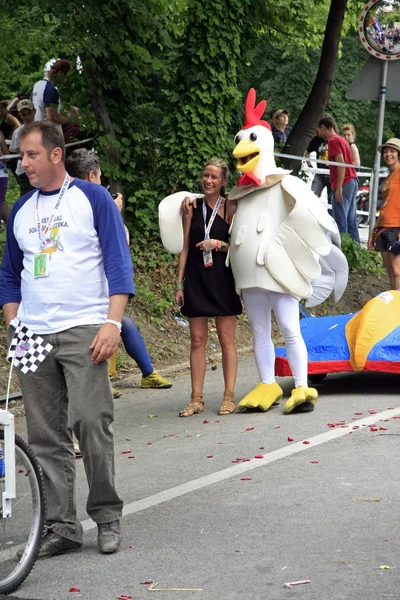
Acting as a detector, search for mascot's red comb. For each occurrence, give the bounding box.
[243,88,271,131]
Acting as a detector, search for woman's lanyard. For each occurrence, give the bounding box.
[202,196,221,268]
[33,173,70,278]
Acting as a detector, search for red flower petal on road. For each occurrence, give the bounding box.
[379,427,388,431]
[355,412,363,415]
[303,441,310,445]
[232,460,239,463]
[311,460,319,464]
[128,456,135,459]
[387,407,394,410]
[121,450,131,454]
[254,455,264,459]
[370,427,378,432]
[352,417,360,421]
[335,422,345,425]
[147,442,152,445]
[246,427,255,431]
[69,588,81,593]
[288,437,294,442]
[243,458,251,461]
[140,581,153,585]
[349,431,353,434]
[206,455,213,458]
[18,469,24,473]
[327,423,335,428]
[215,420,221,423]
[273,426,281,429]
[393,416,400,419]
[241,477,252,481]
[341,425,349,428]
[118,596,132,600]
[352,426,360,430]
[368,410,376,414]
[203,420,209,424]
[259,446,265,449]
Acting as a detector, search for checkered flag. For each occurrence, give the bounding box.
[7,322,53,374]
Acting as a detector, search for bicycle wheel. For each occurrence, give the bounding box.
[0,432,45,595]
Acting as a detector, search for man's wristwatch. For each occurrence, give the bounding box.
[105,319,122,332]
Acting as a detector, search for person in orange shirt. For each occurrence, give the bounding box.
[368,138,400,288]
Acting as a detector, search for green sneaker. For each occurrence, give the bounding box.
[141,371,172,389]
[112,387,122,399]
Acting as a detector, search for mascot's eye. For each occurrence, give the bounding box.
[234,134,241,144]
[250,132,257,141]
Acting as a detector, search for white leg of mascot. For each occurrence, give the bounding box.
[158,88,348,414]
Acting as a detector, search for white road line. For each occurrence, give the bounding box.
[81,408,400,532]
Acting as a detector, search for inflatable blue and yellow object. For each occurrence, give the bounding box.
[275,291,400,376]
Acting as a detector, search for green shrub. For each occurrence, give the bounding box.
[341,233,384,274]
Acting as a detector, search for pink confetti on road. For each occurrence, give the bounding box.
[69,588,81,593]
[254,455,264,459]
[303,441,310,445]
[354,412,362,415]
[215,420,220,423]
[327,423,335,428]
[370,427,378,432]
[393,416,400,419]
[311,460,319,464]
[287,437,294,442]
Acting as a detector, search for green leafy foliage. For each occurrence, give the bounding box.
[341,233,384,273]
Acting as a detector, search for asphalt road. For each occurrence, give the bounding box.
[10,355,400,600]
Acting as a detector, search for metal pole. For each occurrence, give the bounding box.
[368,60,388,239]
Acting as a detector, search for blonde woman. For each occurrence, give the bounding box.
[176,158,242,417]
[342,123,360,169]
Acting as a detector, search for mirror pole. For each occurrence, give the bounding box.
[368,59,388,239]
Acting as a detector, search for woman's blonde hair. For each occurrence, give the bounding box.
[342,123,356,140]
[204,158,230,197]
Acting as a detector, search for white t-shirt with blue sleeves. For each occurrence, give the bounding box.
[0,178,134,334]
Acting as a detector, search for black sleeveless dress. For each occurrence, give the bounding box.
[181,199,242,318]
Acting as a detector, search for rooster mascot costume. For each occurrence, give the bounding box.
[159,89,348,414]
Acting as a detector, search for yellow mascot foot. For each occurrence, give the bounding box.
[284,386,318,414]
[238,382,283,412]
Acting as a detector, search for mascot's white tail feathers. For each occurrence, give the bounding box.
[306,234,349,307]
[158,191,204,254]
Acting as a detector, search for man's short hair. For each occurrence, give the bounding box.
[65,149,101,180]
[318,115,338,131]
[20,121,66,162]
[50,59,72,74]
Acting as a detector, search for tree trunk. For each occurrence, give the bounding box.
[82,57,123,195]
[281,0,348,173]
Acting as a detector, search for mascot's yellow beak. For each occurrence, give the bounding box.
[233,140,260,174]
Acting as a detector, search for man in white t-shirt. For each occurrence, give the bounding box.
[9,99,36,195]
[0,122,134,559]
[32,59,72,126]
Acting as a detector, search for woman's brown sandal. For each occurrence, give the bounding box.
[179,394,204,417]
[218,391,236,415]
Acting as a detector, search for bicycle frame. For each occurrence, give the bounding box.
[0,409,16,518]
